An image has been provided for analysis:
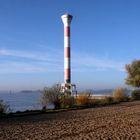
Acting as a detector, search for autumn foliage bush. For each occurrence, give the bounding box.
[76,91,91,106]
[113,88,129,102]
[41,84,132,111]
[76,95,89,106]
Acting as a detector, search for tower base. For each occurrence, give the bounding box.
[61,83,77,96]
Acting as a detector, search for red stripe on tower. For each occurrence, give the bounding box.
[61,14,73,84]
[65,69,70,80]
[64,47,70,58]
[64,26,70,37]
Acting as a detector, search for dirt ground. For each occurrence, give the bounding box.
[0,101,140,140]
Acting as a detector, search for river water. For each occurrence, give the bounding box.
[0,91,42,112]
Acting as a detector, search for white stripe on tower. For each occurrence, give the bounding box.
[61,14,72,84]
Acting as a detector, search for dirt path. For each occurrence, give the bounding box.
[0,101,140,140]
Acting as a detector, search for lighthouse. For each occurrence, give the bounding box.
[61,13,77,95]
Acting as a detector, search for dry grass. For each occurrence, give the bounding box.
[76,94,90,106]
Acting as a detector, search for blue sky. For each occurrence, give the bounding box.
[0,0,140,91]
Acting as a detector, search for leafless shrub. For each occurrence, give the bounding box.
[41,84,62,109]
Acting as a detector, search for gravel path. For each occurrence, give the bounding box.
[0,101,140,140]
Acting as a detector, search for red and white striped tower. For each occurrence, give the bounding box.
[61,13,77,95]
[61,14,72,84]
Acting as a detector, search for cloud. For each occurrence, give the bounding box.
[0,49,33,58]
[0,48,63,73]
[0,61,63,73]
[0,48,62,62]
[72,52,125,72]
[0,48,125,73]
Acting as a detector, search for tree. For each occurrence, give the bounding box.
[125,60,140,88]
[0,99,10,114]
[41,84,62,109]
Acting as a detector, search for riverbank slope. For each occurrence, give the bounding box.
[0,101,140,140]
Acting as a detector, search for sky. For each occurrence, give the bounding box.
[0,0,140,91]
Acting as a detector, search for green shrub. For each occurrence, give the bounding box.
[128,96,134,102]
[113,88,129,102]
[99,96,114,105]
[60,95,75,108]
[132,90,140,100]
[88,99,100,107]
[41,84,62,109]
[0,99,10,114]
